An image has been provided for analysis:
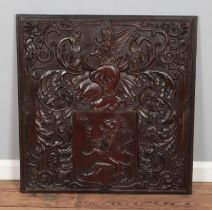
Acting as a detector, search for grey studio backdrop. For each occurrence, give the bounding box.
[0,0,211,162]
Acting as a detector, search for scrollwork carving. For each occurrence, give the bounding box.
[130,32,155,69]
[57,34,83,72]
[24,21,53,71]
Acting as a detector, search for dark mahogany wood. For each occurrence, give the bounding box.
[16,15,197,194]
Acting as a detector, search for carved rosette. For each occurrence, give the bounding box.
[18,16,196,193]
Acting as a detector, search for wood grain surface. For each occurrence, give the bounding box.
[0,181,211,210]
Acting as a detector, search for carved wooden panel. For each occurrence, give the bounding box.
[17,15,197,193]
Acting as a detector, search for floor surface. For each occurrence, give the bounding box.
[0,181,211,209]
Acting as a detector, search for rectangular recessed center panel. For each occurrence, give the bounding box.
[73,112,137,191]
[17,15,197,193]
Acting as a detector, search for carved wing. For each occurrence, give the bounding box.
[111,30,130,55]
[117,72,140,103]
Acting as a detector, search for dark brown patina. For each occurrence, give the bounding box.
[17,15,197,193]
